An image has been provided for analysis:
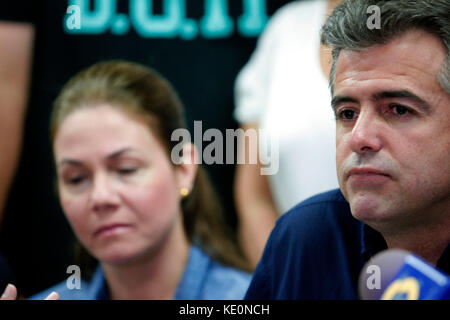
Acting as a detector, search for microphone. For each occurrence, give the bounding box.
[358,249,450,300]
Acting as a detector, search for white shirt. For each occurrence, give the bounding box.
[234,0,339,214]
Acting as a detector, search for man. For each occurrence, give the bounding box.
[245,0,450,299]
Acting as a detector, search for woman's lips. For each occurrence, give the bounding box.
[94,223,133,238]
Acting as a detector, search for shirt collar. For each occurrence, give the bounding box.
[360,223,388,262]
[174,245,210,299]
[88,245,209,300]
[89,265,109,300]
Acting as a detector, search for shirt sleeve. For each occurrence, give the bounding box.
[233,4,286,125]
[244,262,271,299]
[0,1,36,23]
[246,190,362,300]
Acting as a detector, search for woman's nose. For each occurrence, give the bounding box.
[90,173,120,213]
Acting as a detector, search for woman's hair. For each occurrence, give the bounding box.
[50,60,250,275]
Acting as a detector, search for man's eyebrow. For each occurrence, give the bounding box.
[331,96,358,112]
[372,90,430,111]
[331,90,431,112]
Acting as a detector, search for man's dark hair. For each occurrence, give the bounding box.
[321,0,450,94]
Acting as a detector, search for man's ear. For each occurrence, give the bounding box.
[175,143,199,193]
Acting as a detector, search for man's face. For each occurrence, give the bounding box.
[334,30,450,231]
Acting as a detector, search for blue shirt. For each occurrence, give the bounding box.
[30,245,251,300]
[245,189,450,300]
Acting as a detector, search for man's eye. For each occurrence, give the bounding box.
[337,109,357,120]
[390,104,411,115]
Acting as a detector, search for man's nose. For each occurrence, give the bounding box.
[350,110,383,154]
[90,173,120,213]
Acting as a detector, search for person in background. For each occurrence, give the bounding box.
[3,60,251,300]
[234,0,342,268]
[245,0,450,299]
[0,20,34,294]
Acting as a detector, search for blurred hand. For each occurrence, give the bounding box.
[1,284,60,300]
[0,284,17,300]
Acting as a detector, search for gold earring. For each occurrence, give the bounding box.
[180,187,190,198]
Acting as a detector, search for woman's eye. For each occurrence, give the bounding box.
[118,168,138,175]
[67,176,85,185]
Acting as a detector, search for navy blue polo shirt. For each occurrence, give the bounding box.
[245,189,450,300]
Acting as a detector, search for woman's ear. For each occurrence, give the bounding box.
[175,143,199,193]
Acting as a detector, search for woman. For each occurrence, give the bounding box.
[2,60,251,300]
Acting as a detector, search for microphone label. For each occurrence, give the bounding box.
[381,256,450,300]
[381,277,420,300]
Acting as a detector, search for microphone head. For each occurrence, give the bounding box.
[359,249,409,300]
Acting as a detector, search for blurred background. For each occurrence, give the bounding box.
[0,0,296,297]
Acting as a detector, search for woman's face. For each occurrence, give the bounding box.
[54,105,190,266]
